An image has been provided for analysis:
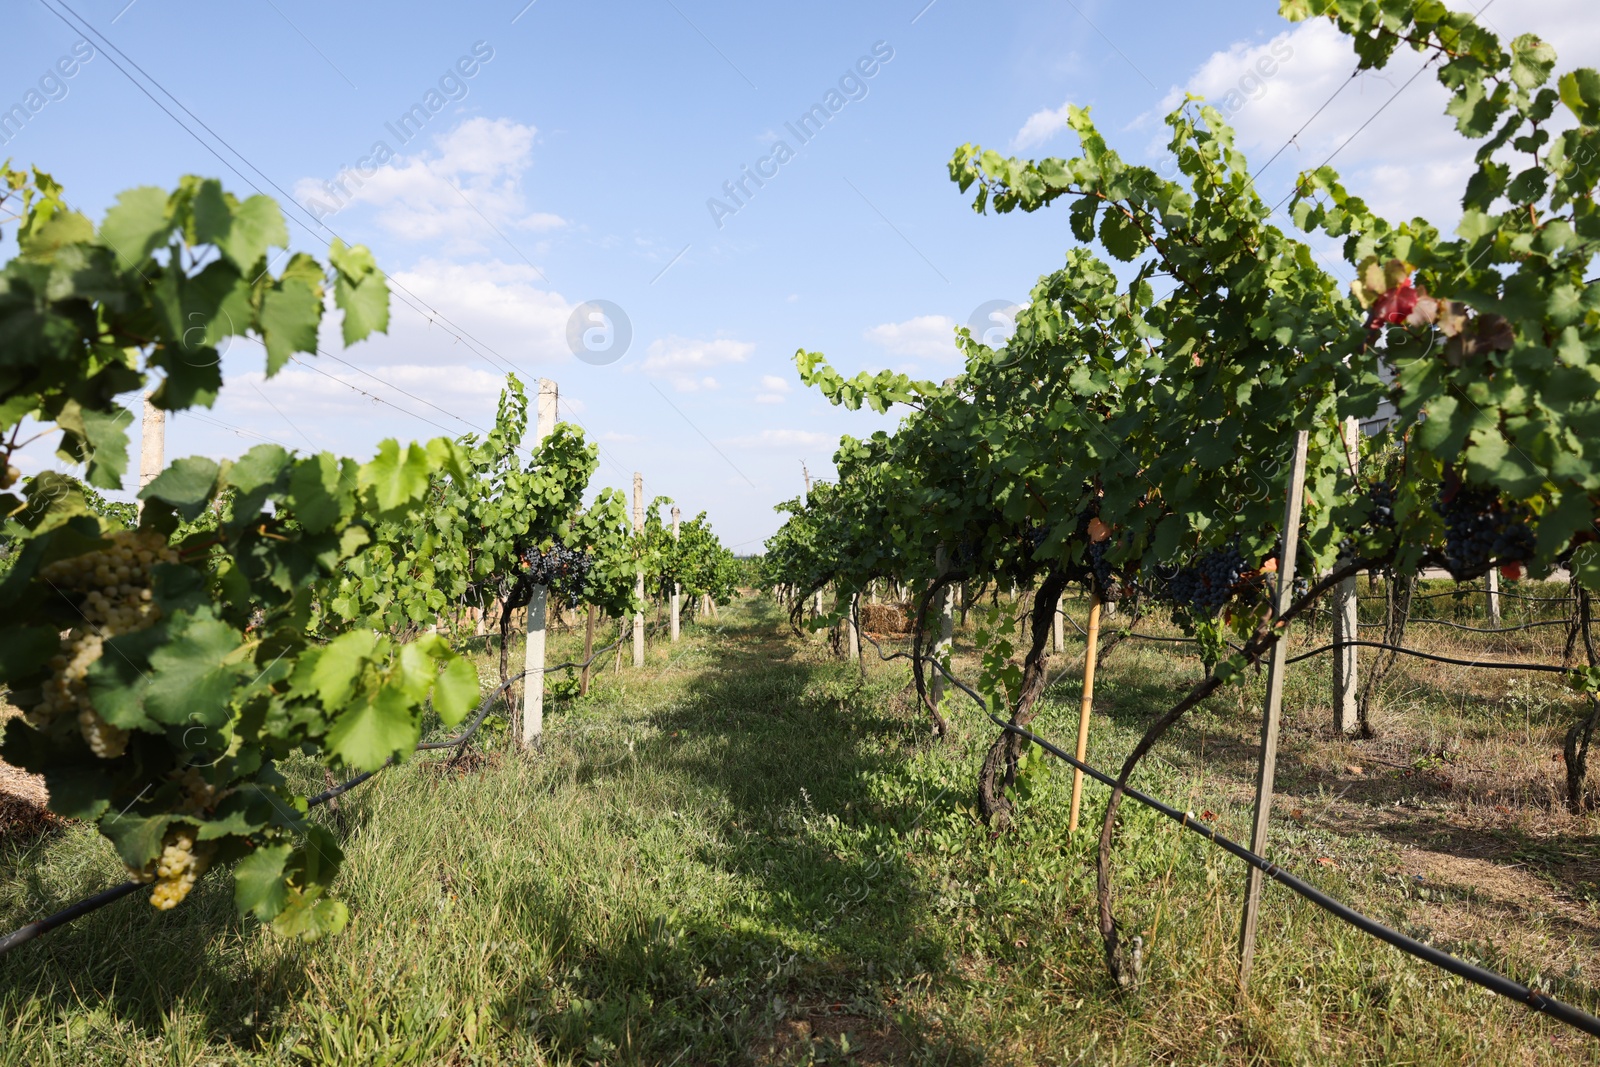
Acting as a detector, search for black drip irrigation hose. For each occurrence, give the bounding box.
[0,634,629,958]
[1356,617,1570,635]
[1284,639,1573,673]
[868,627,1600,1039]
[997,717,1600,1040]
[1359,588,1569,605]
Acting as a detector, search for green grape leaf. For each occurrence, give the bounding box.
[229,195,290,267]
[1574,543,1600,594]
[271,886,349,939]
[1559,69,1600,127]
[432,656,480,727]
[194,790,274,840]
[233,841,293,920]
[99,812,172,870]
[329,239,389,345]
[19,207,94,259]
[359,440,432,515]
[41,766,114,821]
[324,683,421,771]
[301,629,382,708]
[0,625,59,679]
[54,401,134,491]
[288,453,352,534]
[259,255,324,375]
[1510,35,1557,91]
[141,456,220,517]
[143,610,249,727]
[1099,206,1144,261]
[98,186,171,272]
[225,444,290,496]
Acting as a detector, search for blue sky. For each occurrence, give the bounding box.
[4,0,1595,551]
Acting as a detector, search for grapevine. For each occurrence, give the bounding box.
[762,0,1600,988]
[0,166,485,937]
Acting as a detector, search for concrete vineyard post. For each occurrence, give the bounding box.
[670,506,681,643]
[1052,594,1064,654]
[1486,567,1502,627]
[1067,592,1102,833]
[1334,416,1360,736]
[633,473,645,668]
[521,378,558,750]
[138,393,165,515]
[932,547,954,707]
[1238,430,1310,990]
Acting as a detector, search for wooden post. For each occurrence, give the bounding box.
[670,506,682,643]
[1333,416,1360,736]
[1067,593,1102,832]
[632,473,645,668]
[579,605,597,697]
[1485,567,1501,627]
[1238,429,1310,990]
[931,548,954,707]
[847,593,862,676]
[138,393,165,514]
[522,378,558,749]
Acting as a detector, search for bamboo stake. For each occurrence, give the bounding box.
[1067,593,1102,832]
[1238,429,1311,990]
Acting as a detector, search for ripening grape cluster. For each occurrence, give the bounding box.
[1165,546,1247,612]
[1366,481,1395,528]
[27,530,179,758]
[518,543,594,599]
[1087,540,1125,603]
[1437,486,1535,575]
[127,824,217,910]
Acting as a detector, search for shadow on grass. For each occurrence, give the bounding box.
[0,852,308,1051]
[509,599,985,1064]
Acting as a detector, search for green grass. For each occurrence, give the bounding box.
[2,593,1598,1064]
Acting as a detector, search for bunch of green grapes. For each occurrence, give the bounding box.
[130,824,217,910]
[27,530,180,758]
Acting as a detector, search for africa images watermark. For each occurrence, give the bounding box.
[0,40,96,146]
[299,40,497,222]
[706,40,896,229]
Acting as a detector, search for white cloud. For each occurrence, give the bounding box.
[1164,4,1600,229]
[864,315,959,360]
[1013,102,1075,151]
[379,258,575,370]
[294,117,565,250]
[723,429,835,449]
[754,394,785,405]
[640,336,755,391]
[759,375,791,392]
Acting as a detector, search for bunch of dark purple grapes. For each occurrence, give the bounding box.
[518,543,594,600]
[1166,545,1247,612]
[1436,486,1534,576]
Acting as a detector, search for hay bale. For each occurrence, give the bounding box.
[860,602,909,635]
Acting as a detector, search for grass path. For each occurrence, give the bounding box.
[2,595,1598,1064]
